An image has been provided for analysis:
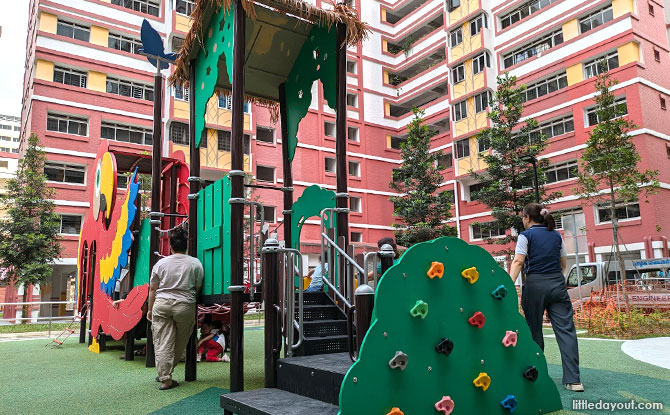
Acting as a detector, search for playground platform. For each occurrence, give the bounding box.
[0,328,668,414]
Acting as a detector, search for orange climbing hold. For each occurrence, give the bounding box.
[427,261,444,279]
[473,372,491,391]
[435,396,455,414]
[502,330,518,347]
[386,407,404,415]
[461,266,479,284]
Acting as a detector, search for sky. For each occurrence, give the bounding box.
[0,0,30,117]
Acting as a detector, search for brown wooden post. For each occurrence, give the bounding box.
[278,84,292,251]
[335,21,349,248]
[229,0,246,394]
[262,238,281,387]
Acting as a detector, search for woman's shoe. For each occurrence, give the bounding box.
[565,383,585,392]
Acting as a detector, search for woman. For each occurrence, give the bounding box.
[148,226,203,390]
[509,203,584,392]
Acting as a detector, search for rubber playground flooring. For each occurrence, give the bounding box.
[1,327,669,415]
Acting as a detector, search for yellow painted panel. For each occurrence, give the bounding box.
[100,0,110,3]
[386,134,391,148]
[383,70,389,84]
[455,118,470,138]
[39,12,58,34]
[382,40,388,53]
[175,14,192,33]
[174,139,250,171]
[384,102,390,116]
[448,0,480,24]
[475,111,488,130]
[566,63,583,86]
[451,44,464,62]
[204,95,251,130]
[174,99,189,120]
[617,42,639,66]
[88,71,107,92]
[470,31,482,52]
[90,26,109,47]
[562,19,579,42]
[453,80,465,100]
[473,71,485,91]
[381,8,387,23]
[36,59,54,82]
[612,0,634,18]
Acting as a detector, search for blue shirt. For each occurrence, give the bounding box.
[308,263,328,288]
[515,225,566,274]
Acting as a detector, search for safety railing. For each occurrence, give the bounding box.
[0,301,78,337]
[229,197,265,299]
[282,248,304,357]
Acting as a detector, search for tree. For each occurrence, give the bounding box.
[0,134,62,318]
[390,108,455,247]
[471,73,560,258]
[575,68,658,308]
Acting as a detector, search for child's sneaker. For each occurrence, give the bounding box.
[221,354,230,362]
[196,354,201,362]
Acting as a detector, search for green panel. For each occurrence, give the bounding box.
[339,237,562,415]
[194,4,235,148]
[132,218,151,287]
[285,25,337,162]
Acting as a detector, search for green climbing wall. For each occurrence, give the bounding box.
[194,3,235,148]
[339,237,562,415]
[132,218,151,287]
[285,25,337,162]
[197,175,232,296]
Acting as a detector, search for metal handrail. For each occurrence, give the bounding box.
[321,232,366,275]
[280,248,303,356]
[322,275,352,309]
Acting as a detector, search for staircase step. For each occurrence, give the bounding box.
[297,305,343,321]
[296,292,330,305]
[302,335,349,355]
[277,353,352,405]
[303,320,348,337]
[220,388,339,415]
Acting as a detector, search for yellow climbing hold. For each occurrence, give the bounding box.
[461,267,479,284]
[427,261,444,279]
[386,408,404,415]
[473,372,491,391]
[88,338,100,354]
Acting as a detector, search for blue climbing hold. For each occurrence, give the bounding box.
[501,395,517,412]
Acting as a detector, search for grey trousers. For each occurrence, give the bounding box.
[522,272,581,384]
[152,298,195,382]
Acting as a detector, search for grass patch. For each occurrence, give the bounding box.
[0,323,72,334]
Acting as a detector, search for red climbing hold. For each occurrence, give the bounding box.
[468,311,486,328]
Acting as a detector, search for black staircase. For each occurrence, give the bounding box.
[296,292,349,356]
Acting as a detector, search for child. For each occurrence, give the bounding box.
[197,320,230,362]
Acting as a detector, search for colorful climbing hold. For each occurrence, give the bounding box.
[388,351,408,371]
[491,284,508,300]
[427,261,444,279]
[501,395,518,412]
[88,338,100,354]
[524,366,539,382]
[434,396,455,414]
[386,408,404,415]
[409,300,428,319]
[502,330,518,347]
[461,266,479,284]
[468,311,486,328]
[435,338,454,356]
[473,372,491,391]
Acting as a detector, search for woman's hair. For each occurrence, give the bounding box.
[522,203,556,231]
[170,226,188,253]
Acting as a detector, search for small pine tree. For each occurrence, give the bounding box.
[575,67,658,308]
[0,134,63,316]
[472,73,561,258]
[390,107,455,247]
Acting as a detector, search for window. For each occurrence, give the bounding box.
[324,121,336,138]
[325,157,336,173]
[390,136,405,150]
[437,153,453,169]
[649,3,655,15]
[469,182,485,201]
[455,138,470,158]
[101,122,153,145]
[256,126,274,144]
[477,136,490,152]
[348,161,361,177]
[0,136,9,141]
[256,165,275,183]
[175,0,195,15]
[503,29,563,68]
[59,215,82,235]
[474,91,490,113]
[453,100,467,122]
[566,265,597,288]
[170,122,189,145]
[452,64,465,83]
[586,97,627,126]
[579,5,613,34]
[216,131,251,154]
[346,60,357,74]
[500,0,560,29]
[469,14,487,36]
[523,116,574,143]
[174,85,189,101]
[472,53,490,74]
[111,0,160,17]
[172,37,185,53]
[108,33,142,54]
[44,162,85,184]
[523,72,568,102]
[217,95,251,113]
[441,190,455,203]
[654,49,661,62]
[471,222,506,240]
[46,114,88,136]
[56,19,90,42]
[350,196,362,213]
[0,160,8,169]
[448,0,460,12]
[596,202,640,223]
[449,28,463,47]
[256,206,276,223]
[117,174,128,189]
[584,52,619,79]
[14,126,20,131]
[346,93,358,108]
[53,67,87,88]
[351,232,362,242]
[553,208,583,230]
[545,160,578,184]
[348,126,359,142]
[106,77,154,101]
[662,97,667,110]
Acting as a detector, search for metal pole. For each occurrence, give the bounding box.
[335,20,349,248]
[354,284,374,357]
[48,303,53,338]
[379,244,395,275]
[279,84,293,252]
[229,0,247,394]
[262,239,280,388]
[572,211,583,308]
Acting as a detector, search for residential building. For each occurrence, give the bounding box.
[0,114,21,219]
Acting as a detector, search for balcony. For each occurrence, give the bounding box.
[383,0,428,25]
[386,83,448,118]
[387,115,450,150]
[385,14,443,57]
[386,48,446,87]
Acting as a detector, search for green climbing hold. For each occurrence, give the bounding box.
[409,300,428,319]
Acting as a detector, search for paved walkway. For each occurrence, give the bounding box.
[621,337,670,369]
